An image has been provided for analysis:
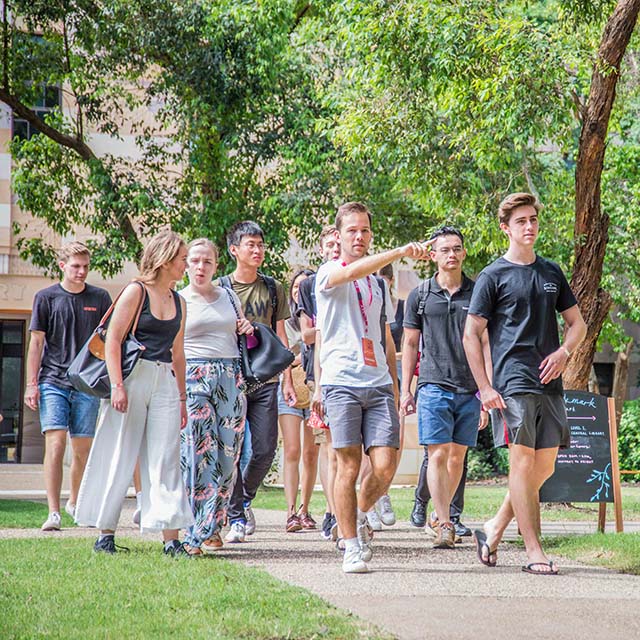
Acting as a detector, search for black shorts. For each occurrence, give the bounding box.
[490,393,569,450]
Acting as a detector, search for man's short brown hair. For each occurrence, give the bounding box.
[335,202,372,231]
[498,192,542,225]
[58,241,91,263]
[319,225,338,247]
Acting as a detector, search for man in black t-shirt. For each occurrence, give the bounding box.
[401,227,488,549]
[463,193,586,575]
[297,225,341,541]
[25,242,111,532]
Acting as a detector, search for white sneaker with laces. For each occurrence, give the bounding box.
[357,519,373,562]
[41,511,61,531]
[244,505,256,535]
[366,508,382,532]
[64,501,76,519]
[376,494,396,526]
[225,521,246,543]
[342,546,369,574]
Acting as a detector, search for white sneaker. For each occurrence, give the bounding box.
[41,512,61,531]
[357,519,373,562]
[133,491,142,525]
[366,509,382,532]
[225,521,246,543]
[244,505,256,535]
[64,501,76,519]
[376,495,396,526]
[342,546,369,573]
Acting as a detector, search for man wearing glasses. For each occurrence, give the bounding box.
[220,221,297,543]
[401,226,489,549]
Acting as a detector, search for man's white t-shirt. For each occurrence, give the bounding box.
[315,260,393,387]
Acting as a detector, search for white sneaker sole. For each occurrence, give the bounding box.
[380,515,396,526]
[343,560,369,574]
[41,523,61,532]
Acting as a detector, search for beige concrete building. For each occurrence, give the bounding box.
[0,97,138,464]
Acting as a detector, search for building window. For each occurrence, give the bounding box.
[12,85,62,141]
[0,320,25,463]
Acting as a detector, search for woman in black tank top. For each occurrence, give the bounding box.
[75,230,195,557]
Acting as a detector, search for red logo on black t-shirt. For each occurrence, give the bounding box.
[83,306,97,312]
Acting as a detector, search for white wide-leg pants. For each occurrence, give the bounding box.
[75,359,194,532]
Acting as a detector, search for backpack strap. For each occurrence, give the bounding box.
[416,277,432,316]
[219,275,233,291]
[374,276,387,352]
[259,272,278,332]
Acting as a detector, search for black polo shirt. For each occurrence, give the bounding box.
[403,273,477,394]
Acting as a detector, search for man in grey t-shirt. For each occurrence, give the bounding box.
[313,201,429,574]
[463,193,586,575]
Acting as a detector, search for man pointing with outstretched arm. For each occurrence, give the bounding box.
[463,192,586,575]
[313,201,430,574]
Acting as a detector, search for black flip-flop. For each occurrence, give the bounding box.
[522,561,559,575]
[473,529,497,567]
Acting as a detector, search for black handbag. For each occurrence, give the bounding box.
[67,282,146,398]
[224,288,294,393]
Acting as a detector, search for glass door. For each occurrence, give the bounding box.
[0,320,25,462]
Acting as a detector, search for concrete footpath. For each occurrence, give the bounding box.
[2,466,640,640]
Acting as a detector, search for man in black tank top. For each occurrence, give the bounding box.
[219,221,296,543]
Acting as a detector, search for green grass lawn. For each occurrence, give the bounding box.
[251,484,640,524]
[545,532,640,575]
[0,538,388,640]
[3,484,640,530]
[0,499,75,529]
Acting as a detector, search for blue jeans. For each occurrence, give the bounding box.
[417,384,480,447]
[38,382,99,437]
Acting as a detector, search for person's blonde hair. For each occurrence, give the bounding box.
[498,192,542,225]
[58,241,90,263]
[187,237,219,259]
[137,230,186,283]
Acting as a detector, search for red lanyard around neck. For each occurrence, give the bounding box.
[342,262,373,335]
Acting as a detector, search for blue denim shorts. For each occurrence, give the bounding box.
[38,382,100,437]
[417,384,481,447]
[277,386,310,420]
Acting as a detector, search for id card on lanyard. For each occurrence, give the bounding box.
[344,262,377,367]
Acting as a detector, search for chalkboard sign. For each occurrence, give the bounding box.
[539,391,614,503]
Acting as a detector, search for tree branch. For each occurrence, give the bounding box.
[291,3,312,34]
[0,88,97,160]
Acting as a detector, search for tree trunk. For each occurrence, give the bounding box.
[564,0,640,391]
[611,338,634,427]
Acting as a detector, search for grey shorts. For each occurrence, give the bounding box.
[322,384,400,452]
[490,393,569,450]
